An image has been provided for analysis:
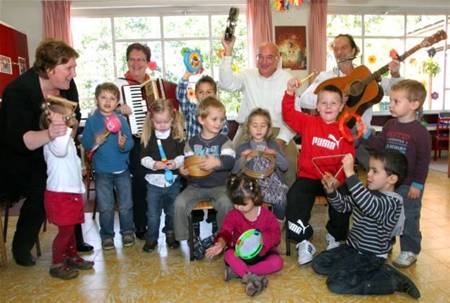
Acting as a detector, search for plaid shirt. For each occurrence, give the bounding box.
[176,78,229,139]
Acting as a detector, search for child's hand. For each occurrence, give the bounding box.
[117,131,127,150]
[205,241,224,259]
[95,131,108,145]
[166,160,177,170]
[241,149,257,160]
[199,155,221,170]
[408,186,421,199]
[342,153,355,177]
[264,148,277,156]
[47,111,67,140]
[153,161,167,170]
[286,78,300,95]
[179,165,189,176]
[321,172,338,194]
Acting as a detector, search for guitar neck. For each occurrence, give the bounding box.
[368,43,424,84]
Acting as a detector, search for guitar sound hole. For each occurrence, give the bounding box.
[349,81,364,96]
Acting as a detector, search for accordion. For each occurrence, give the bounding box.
[121,78,178,135]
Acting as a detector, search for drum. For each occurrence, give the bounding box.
[184,155,212,177]
[235,229,262,260]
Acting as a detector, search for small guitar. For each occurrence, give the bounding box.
[224,7,239,41]
[314,30,447,118]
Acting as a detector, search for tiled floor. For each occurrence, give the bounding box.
[1,170,449,302]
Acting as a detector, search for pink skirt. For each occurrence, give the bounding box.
[44,190,85,226]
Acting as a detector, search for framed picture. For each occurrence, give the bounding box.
[18,57,27,75]
[275,26,307,70]
[0,55,12,75]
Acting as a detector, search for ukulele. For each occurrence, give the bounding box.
[314,30,447,118]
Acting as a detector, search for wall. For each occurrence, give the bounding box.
[1,0,42,64]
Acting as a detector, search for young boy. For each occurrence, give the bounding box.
[282,79,355,265]
[173,97,235,258]
[313,151,420,299]
[176,73,229,235]
[81,82,135,250]
[358,79,431,268]
[176,72,229,139]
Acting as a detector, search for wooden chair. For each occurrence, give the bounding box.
[285,196,327,256]
[433,113,450,161]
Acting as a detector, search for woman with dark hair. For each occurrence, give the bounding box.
[115,42,153,239]
[0,39,91,266]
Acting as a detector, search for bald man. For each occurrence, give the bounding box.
[219,38,297,187]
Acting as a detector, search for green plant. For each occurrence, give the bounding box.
[422,57,440,77]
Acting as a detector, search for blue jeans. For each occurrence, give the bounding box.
[396,184,423,254]
[95,170,134,240]
[145,179,181,242]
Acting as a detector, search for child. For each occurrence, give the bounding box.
[81,82,135,250]
[232,108,289,220]
[358,79,431,268]
[206,175,283,297]
[173,96,235,254]
[177,73,228,236]
[176,72,229,139]
[282,80,355,265]
[140,99,185,252]
[42,102,94,280]
[313,151,420,299]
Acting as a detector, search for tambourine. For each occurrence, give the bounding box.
[338,112,365,142]
[181,47,203,74]
[242,151,275,179]
[235,229,262,260]
[184,155,212,177]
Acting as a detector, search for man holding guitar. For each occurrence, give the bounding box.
[297,34,401,127]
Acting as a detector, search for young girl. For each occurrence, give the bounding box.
[140,99,185,252]
[232,108,289,220]
[205,175,283,297]
[42,101,94,280]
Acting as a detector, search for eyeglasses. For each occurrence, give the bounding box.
[128,58,147,63]
[256,54,278,62]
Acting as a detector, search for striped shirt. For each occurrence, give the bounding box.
[176,78,228,139]
[327,175,403,257]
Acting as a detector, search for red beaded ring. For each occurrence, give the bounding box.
[338,112,364,142]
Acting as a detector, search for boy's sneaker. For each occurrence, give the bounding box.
[297,240,316,265]
[123,234,135,247]
[102,238,115,250]
[224,265,240,282]
[49,263,79,280]
[65,256,94,270]
[165,231,180,249]
[393,251,417,268]
[326,233,340,250]
[143,240,158,252]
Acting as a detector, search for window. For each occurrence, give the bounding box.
[327,14,449,112]
[71,8,247,117]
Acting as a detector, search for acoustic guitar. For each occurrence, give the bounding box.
[314,30,447,118]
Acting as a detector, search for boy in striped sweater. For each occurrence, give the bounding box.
[312,150,420,299]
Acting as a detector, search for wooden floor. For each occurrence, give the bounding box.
[1,169,450,302]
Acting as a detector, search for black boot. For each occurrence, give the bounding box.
[75,224,94,252]
[387,264,420,299]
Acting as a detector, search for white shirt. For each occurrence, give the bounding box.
[44,128,85,194]
[219,56,295,143]
[296,67,402,126]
